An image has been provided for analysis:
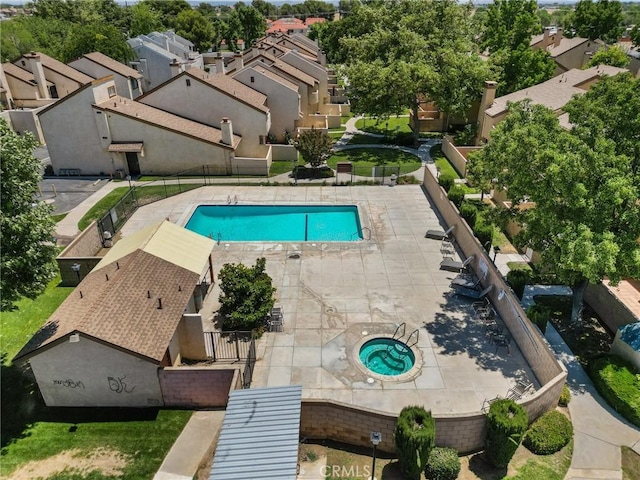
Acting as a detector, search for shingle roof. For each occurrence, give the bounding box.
[14,250,199,363]
[547,36,590,57]
[485,65,627,117]
[271,61,316,87]
[24,52,93,84]
[2,62,35,83]
[82,52,143,79]
[186,70,268,113]
[95,95,241,149]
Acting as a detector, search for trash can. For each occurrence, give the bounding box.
[390,174,397,186]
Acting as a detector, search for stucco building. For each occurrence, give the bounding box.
[69,52,144,99]
[530,28,601,76]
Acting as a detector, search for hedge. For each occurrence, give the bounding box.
[438,172,455,192]
[485,399,528,468]
[459,201,478,228]
[559,384,571,407]
[447,186,466,208]
[424,447,460,480]
[590,355,640,428]
[523,410,573,455]
[526,304,550,334]
[395,406,436,479]
[507,269,531,300]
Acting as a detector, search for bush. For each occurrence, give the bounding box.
[424,447,460,480]
[218,257,276,330]
[507,269,532,300]
[459,201,478,228]
[447,186,466,208]
[438,172,455,192]
[523,410,573,455]
[474,223,493,253]
[559,384,571,407]
[485,399,528,468]
[590,355,640,428]
[527,304,550,334]
[44,164,54,176]
[395,406,436,480]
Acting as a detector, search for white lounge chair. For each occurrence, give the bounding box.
[425,225,454,240]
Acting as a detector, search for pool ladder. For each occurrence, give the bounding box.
[388,322,420,355]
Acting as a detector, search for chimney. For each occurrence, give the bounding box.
[554,28,563,48]
[26,53,49,100]
[234,53,244,70]
[476,80,498,145]
[169,58,181,77]
[542,27,551,50]
[221,117,233,145]
[214,53,226,75]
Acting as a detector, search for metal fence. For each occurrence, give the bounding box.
[204,331,254,362]
[97,188,137,245]
[242,338,256,389]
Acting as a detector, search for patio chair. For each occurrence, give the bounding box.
[425,225,455,240]
[450,273,481,290]
[267,304,284,332]
[440,255,475,273]
[452,284,493,300]
[506,380,533,400]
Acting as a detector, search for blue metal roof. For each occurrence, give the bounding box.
[209,385,302,480]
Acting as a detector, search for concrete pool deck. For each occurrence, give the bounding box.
[121,185,536,416]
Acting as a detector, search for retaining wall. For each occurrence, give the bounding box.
[585,281,639,333]
[56,221,103,286]
[441,136,483,178]
[159,366,239,408]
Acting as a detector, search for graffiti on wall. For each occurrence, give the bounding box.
[107,375,136,394]
[53,379,85,389]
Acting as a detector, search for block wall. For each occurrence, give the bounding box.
[159,367,239,408]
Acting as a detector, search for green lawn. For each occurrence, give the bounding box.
[77,184,203,231]
[431,144,480,194]
[51,213,68,223]
[269,159,302,176]
[355,116,412,134]
[347,134,387,145]
[327,148,422,177]
[0,274,192,479]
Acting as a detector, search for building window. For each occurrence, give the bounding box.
[131,79,138,91]
[21,60,25,66]
[107,86,116,97]
[250,76,255,83]
[186,79,191,87]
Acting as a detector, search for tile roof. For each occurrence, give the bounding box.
[95,95,241,149]
[3,62,35,83]
[485,66,627,117]
[186,70,268,113]
[14,250,199,363]
[82,52,143,79]
[24,52,93,84]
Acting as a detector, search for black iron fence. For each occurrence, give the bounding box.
[204,331,254,362]
[243,338,256,389]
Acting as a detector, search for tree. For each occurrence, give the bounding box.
[223,9,242,52]
[127,2,164,38]
[467,92,640,321]
[585,45,629,67]
[630,24,640,47]
[61,23,134,63]
[218,257,276,330]
[0,19,38,62]
[489,45,556,95]
[569,0,623,44]
[0,119,58,311]
[236,4,267,46]
[174,9,214,52]
[294,128,333,168]
[252,0,277,19]
[141,0,191,28]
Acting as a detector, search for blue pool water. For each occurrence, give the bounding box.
[359,338,415,376]
[185,205,363,242]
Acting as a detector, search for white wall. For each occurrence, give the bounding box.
[69,58,142,99]
[280,51,329,108]
[233,67,300,140]
[39,81,115,175]
[139,75,269,157]
[129,44,174,91]
[28,335,163,407]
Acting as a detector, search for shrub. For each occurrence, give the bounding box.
[523,410,573,455]
[447,186,466,208]
[424,447,460,480]
[474,223,493,253]
[485,399,528,468]
[438,172,455,192]
[507,268,532,300]
[44,164,54,176]
[559,384,571,406]
[459,201,478,228]
[218,257,276,330]
[590,355,640,427]
[395,406,436,480]
[527,304,550,334]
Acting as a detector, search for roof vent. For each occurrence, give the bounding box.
[69,334,80,343]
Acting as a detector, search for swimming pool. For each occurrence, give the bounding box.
[185,205,363,242]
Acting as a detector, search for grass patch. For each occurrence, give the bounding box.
[348,134,387,145]
[431,144,459,178]
[355,116,412,135]
[327,148,422,177]
[507,262,533,272]
[591,355,640,428]
[0,274,192,479]
[622,446,640,480]
[51,213,68,223]
[77,184,203,231]
[269,160,301,176]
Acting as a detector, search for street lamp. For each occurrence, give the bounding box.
[369,431,382,480]
[71,263,81,283]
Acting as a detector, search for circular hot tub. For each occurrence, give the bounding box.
[359,338,416,376]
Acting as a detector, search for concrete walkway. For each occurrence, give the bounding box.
[522,285,640,480]
[153,410,225,480]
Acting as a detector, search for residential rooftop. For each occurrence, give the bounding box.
[22,51,93,85]
[80,52,143,79]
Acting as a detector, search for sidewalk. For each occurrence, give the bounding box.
[523,285,640,480]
